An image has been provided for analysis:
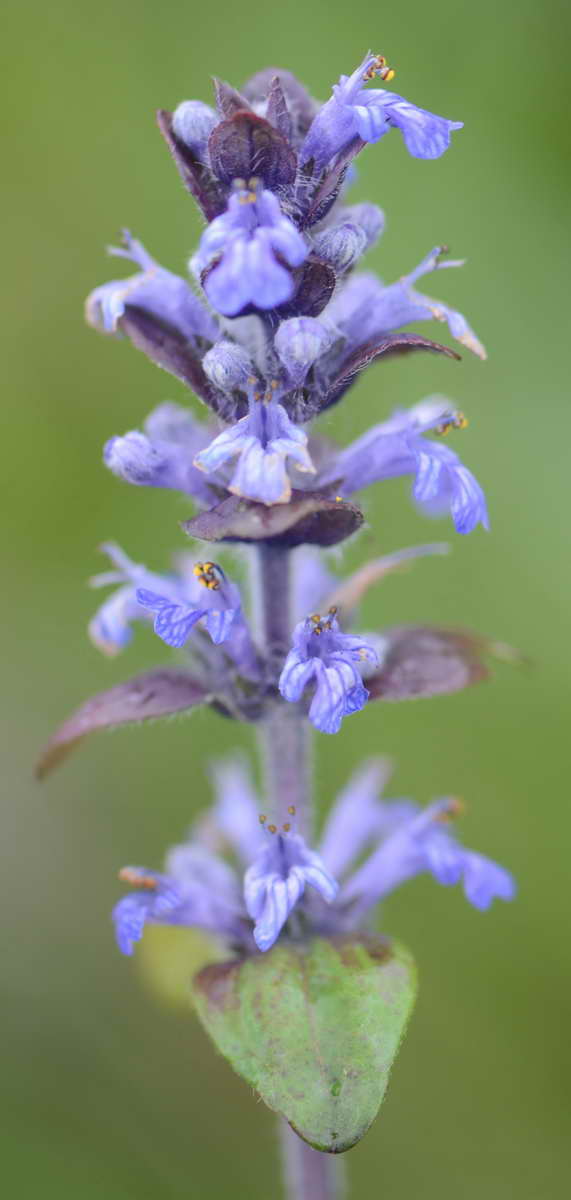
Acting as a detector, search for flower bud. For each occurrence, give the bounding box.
[274,317,333,385]
[104,433,166,486]
[172,100,218,155]
[343,203,385,248]
[202,339,253,392]
[312,222,368,272]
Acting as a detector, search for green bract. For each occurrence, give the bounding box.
[192,935,417,1153]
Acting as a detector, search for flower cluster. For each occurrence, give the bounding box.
[114,758,514,956]
[41,52,514,976]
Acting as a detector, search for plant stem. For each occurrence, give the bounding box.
[256,545,342,1198]
[254,544,312,837]
[279,1121,346,1200]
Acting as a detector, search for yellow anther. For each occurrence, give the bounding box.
[436,797,464,823]
[335,495,343,502]
[436,412,469,437]
[282,822,291,833]
[193,561,221,590]
[364,54,396,83]
[287,805,296,816]
[267,824,277,835]
[309,607,337,635]
[328,606,338,617]
[259,814,267,825]
[118,868,157,890]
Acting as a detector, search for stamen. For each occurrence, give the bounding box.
[435,412,469,437]
[309,608,337,635]
[435,797,465,823]
[287,806,296,816]
[119,867,157,890]
[259,814,267,825]
[267,823,278,834]
[193,561,222,590]
[364,54,396,83]
[282,823,291,833]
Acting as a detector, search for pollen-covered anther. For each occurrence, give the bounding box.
[118,867,158,890]
[436,796,465,823]
[282,822,291,833]
[436,412,469,436]
[193,561,222,590]
[310,607,338,635]
[364,54,396,83]
[259,814,267,825]
[263,379,281,403]
[267,824,278,835]
[287,805,296,816]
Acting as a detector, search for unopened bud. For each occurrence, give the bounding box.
[202,339,254,392]
[104,432,165,486]
[312,221,368,272]
[343,203,385,248]
[274,317,333,385]
[172,100,218,155]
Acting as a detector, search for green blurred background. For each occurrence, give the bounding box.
[3,0,570,1195]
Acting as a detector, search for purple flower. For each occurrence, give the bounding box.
[322,398,489,535]
[86,230,219,342]
[104,402,216,507]
[113,758,337,956]
[325,247,486,359]
[193,178,307,316]
[137,562,241,648]
[279,609,377,734]
[244,830,338,952]
[301,53,462,168]
[113,853,244,955]
[88,542,176,656]
[340,797,516,917]
[89,545,244,654]
[194,382,315,505]
[112,759,514,958]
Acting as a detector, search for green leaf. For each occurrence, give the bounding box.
[192,935,417,1153]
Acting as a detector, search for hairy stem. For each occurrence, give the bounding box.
[279,1122,346,1200]
[254,543,313,837]
[256,545,341,1198]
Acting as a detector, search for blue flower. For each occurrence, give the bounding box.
[137,562,241,648]
[112,760,514,958]
[340,796,516,916]
[88,543,177,656]
[113,852,244,955]
[86,230,219,342]
[301,53,463,169]
[279,609,377,734]
[194,381,315,505]
[322,398,489,535]
[113,758,337,956]
[89,545,244,655]
[104,402,217,507]
[193,178,308,316]
[244,829,338,952]
[324,246,486,359]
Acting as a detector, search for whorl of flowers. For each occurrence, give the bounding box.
[42,52,514,965]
